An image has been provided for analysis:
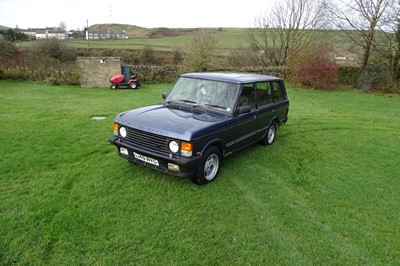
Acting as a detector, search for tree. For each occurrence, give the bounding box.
[325,0,392,75]
[393,3,400,82]
[184,31,219,72]
[249,0,327,68]
[376,0,400,91]
[140,46,156,65]
[0,29,27,42]
[59,21,67,31]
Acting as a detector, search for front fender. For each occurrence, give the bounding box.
[200,139,226,158]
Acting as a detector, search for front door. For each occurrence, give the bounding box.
[229,83,259,151]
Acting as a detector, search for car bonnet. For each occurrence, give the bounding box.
[115,104,228,141]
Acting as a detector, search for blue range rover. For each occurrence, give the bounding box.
[109,72,289,185]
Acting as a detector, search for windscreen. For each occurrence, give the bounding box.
[166,77,240,114]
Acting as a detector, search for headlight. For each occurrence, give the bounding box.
[119,127,127,137]
[169,141,179,153]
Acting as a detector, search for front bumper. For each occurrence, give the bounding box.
[109,136,199,178]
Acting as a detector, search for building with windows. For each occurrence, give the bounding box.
[18,27,68,40]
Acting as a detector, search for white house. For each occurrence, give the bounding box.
[18,27,68,40]
[36,27,68,40]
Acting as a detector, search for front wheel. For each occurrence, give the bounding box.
[260,123,277,145]
[111,84,118,90]
[130,82,138,89]
[191,146,221,185]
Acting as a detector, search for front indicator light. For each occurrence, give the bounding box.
[181,142,193,157]
[113,123,119,135]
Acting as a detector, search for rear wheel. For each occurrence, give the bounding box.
[260,122,277,145]
[191,146,221,185]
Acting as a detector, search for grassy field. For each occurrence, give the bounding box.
[18,28,249,52]
[19,27,357,55]
[1,80,399,265]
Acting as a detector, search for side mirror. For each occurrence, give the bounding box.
[237,105,251,115]
[162,92,169,99]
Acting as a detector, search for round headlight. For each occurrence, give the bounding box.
[169,141,179,153]
[119,127,127,137]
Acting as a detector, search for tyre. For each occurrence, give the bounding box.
[130,82,137,89]
[191,146,221,185]
[111,84,118,90]
[260,122,277,145]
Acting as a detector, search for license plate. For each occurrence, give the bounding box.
[133,152,159,166]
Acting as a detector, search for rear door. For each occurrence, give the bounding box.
[229,83,259,150]
[255,81,276,136]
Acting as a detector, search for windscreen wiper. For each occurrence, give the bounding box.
[204,104,228,110]
[178,99,198,104]
[167,99,197,104]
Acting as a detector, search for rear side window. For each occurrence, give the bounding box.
[272,81,285,103]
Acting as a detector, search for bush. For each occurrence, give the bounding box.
[140,46,157,65]
[338,66,359,85]
[295,60,339,89]
[0,40,19,72]
[33,39,76,62]
[131,65,182,83]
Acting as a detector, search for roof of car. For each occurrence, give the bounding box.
[180,72,282,83]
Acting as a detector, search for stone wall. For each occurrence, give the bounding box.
[77,57,121,88]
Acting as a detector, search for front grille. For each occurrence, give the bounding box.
[124,126,169,153]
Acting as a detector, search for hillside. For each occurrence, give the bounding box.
[88,23,198,38]
[14,23,360,62]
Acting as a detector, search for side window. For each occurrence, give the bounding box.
[272,81,285,103]
[256,81,273,107]
[238,83,255,109]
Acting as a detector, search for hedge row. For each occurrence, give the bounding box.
[0,43,362,87]
[1,59,361,87]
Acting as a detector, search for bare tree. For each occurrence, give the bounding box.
[393,1,400,82]
[249,0,327,68]
[184,31,219,72]
[325,0,392,75]
[59,21,67,31]
[376,0,400,90]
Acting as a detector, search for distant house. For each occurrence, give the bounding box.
[88,30,128,40]
[36,27,68,40]
[18,27,68,40]
[20,28,37,37]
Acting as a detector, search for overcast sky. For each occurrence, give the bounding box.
[0,0,274,30]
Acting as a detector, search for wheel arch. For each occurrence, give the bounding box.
[269,116,280,127]
[200,139,225,158]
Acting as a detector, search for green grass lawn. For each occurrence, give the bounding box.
[1,80,399,265]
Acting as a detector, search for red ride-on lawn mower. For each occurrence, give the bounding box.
[109,65,141,90]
